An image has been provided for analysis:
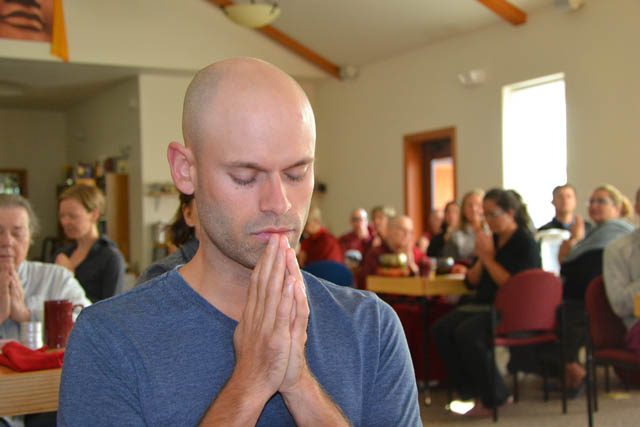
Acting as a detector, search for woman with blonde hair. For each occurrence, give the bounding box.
[443,189,485,264]
[558,183,635,392]
[56,184,126,302]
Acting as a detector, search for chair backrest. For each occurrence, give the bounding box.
[302,260,354,287]
[584,275,627,349]
[494,268,563,335]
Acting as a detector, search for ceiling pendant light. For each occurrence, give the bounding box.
[223,1,281,29]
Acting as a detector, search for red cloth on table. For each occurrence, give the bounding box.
[0,341,64,372]
[300,227,344,266]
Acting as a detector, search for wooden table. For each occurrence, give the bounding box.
[0,364,61,416]
[366,274,470,405]
[635,294,640,318]
[366,273,469,297]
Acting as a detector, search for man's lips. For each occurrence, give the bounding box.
[251,228,294,242]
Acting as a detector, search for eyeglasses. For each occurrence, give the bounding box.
[351,217,366,222]
[484,209,505,219]
[588,198,612,206]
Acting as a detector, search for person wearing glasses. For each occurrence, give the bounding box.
[432,188,540,417]
[559,184,635,392]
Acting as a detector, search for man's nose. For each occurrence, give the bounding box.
[260,175,292,215]
[0,230,12,246]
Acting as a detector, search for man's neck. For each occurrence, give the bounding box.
[179,244,252,322]
[555,212,573,225]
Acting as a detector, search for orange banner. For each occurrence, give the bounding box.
[50,0,68,62]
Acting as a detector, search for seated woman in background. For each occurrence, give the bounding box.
[369,205,396,251]
[426,200,459,258]
[559,184,635,390]
[137,193,199,285]
[444,189,485,265]
[432,188,541,417]
[56,184,126,302]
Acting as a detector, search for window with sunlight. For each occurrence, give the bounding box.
[502,74,567,228]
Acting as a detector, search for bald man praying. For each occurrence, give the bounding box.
[58,58,421,426]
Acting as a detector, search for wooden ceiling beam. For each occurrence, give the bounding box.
[208,0,342,79]
[476,0,527,26]
[258,26,341,79]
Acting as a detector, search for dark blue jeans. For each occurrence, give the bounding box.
[432,306,509,407]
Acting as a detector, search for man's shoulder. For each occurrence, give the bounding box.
[82,270,183,321]
[303,272,390,318]
[538,218,564,231]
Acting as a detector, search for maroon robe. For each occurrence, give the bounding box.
[300,227,343,266]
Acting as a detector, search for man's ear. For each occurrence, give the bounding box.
[167,142,196,195]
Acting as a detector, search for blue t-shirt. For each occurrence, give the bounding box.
[58,270,421,426]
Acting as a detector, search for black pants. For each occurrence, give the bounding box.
[25,412,57,427]
[432,306,509,407]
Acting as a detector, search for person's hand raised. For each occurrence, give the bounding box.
[1,267,30,323]
[0,267,11,322]
[277,247,311,397]
[232,234,295,401]
[474,229,495,262]
[570,214,586,242]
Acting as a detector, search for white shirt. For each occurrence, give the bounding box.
[0,261,91,341]
[603,229,640,330]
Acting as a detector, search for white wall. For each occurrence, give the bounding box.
[137,73,193,271]
[0,0,323,79]
[66,78,139,164]
[0,108,67,257]
[66,78,141,267]
[314,0,640,234]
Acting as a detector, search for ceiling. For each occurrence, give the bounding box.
[272,0,553,67]
[0,0,560,109]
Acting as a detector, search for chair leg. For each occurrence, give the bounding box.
[542,364,549,402]
[513,371,519,403]
[593,364,599,412]
[585,346,595,427]
[490,311,498,422]
[560,302,567,414]
[604,365,610,392]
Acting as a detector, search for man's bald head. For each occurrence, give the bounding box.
[168,58,317,270]
[182,57,315,153]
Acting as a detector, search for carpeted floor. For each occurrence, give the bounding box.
[419,373,640,427]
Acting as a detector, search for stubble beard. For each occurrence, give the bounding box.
[197,200,302,271]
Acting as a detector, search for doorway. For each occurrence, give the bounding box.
[404,127,457,238]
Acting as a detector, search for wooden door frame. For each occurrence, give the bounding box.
[403,127,457,239]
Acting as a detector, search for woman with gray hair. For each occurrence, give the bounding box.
[0,194,90,341]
